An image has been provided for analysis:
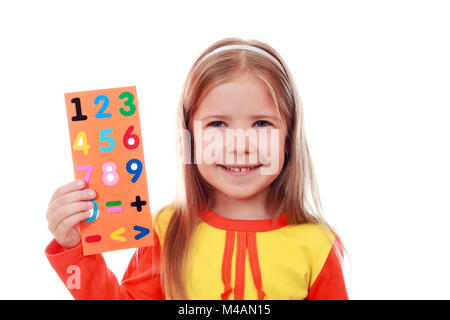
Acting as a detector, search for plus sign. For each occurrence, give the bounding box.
[131,195,147,212]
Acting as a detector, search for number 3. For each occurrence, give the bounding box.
[119,92,136,116]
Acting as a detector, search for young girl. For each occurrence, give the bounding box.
[45,37,348,300]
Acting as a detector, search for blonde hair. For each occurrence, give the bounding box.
[155,37,344,300]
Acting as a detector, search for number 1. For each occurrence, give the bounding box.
[71,98,88,121]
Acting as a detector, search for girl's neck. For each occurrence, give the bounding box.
[211,187,280,220]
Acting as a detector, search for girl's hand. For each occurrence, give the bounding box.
[46,180,96,249]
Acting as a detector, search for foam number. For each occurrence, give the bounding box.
[126,159,142,183]
[73,132,90,155]
[95,95,111,119]
[123,125,140,149]
[76,165,94,185]
[119,92,136,116]
[85,199,99,222]
[99,128,115,152]
[102,161,119,186]
[71,97,88,121]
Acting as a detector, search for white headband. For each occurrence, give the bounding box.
[197,44,286,73]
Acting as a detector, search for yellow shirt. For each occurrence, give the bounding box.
[154,205,347,300]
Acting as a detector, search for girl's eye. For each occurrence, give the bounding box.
[254,120,272,127]
[208,121,226,127]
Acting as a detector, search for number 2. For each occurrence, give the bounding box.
[95,95,111,119]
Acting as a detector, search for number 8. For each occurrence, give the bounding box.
[102,161,119,186]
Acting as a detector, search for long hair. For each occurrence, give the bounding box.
[155,37,345,300]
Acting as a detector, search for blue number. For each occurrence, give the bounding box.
[99,128,115,152]
[95,94,111,118]
[85,200,99,222]
[126,159,142,183]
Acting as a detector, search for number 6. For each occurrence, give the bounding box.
[123,125,140,149]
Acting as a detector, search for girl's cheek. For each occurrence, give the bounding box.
[258,128,284,175]
[194,127,225,165]
[257,128,279,159]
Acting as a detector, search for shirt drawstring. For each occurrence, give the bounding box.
[220,230,266,300]
[220,230,235,300]
[247,231,266,300]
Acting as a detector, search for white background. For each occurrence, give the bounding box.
[1,0,449,299]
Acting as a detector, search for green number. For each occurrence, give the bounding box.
[119,92,136,116]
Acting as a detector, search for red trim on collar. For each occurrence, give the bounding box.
[200,208,289,232]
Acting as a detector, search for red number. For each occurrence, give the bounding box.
[123,125,140,149]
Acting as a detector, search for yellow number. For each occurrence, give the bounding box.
[73,131,91,155]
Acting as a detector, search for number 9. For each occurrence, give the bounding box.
[126,159,142,183]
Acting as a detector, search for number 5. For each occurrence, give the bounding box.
[99,128,115,152]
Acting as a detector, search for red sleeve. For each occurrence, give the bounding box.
[305,239,348,300]
[44,231,165,300]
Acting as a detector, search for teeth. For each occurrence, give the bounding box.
[223,166,258,172]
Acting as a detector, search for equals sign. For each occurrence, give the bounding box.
[106,200,123,213]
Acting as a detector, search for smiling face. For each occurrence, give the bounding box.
[192,71,287,200]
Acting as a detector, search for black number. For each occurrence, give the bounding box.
[71,97,88,121]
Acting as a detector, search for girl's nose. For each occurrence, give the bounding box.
[224,131,257,155]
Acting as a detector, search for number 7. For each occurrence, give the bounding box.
[76,165,94,185]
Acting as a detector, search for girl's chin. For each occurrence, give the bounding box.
[214,185,262,200]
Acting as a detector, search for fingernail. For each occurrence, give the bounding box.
[88,190,96,197]
[78,180,85,187]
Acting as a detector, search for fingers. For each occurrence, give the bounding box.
[53,211,91,243]
[48,201,94,233]
[49,180,86,205]
[47,188,96,218]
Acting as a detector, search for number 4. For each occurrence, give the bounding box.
[73,132,90,155]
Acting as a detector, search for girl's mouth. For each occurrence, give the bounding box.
[217,164,263,176]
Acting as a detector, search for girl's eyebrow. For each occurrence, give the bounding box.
[248,114,280,121]
[200,114,279,121]
[199,114,232,121]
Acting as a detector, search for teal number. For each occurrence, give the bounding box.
[99,128,115,152]
[85,200,99,222]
